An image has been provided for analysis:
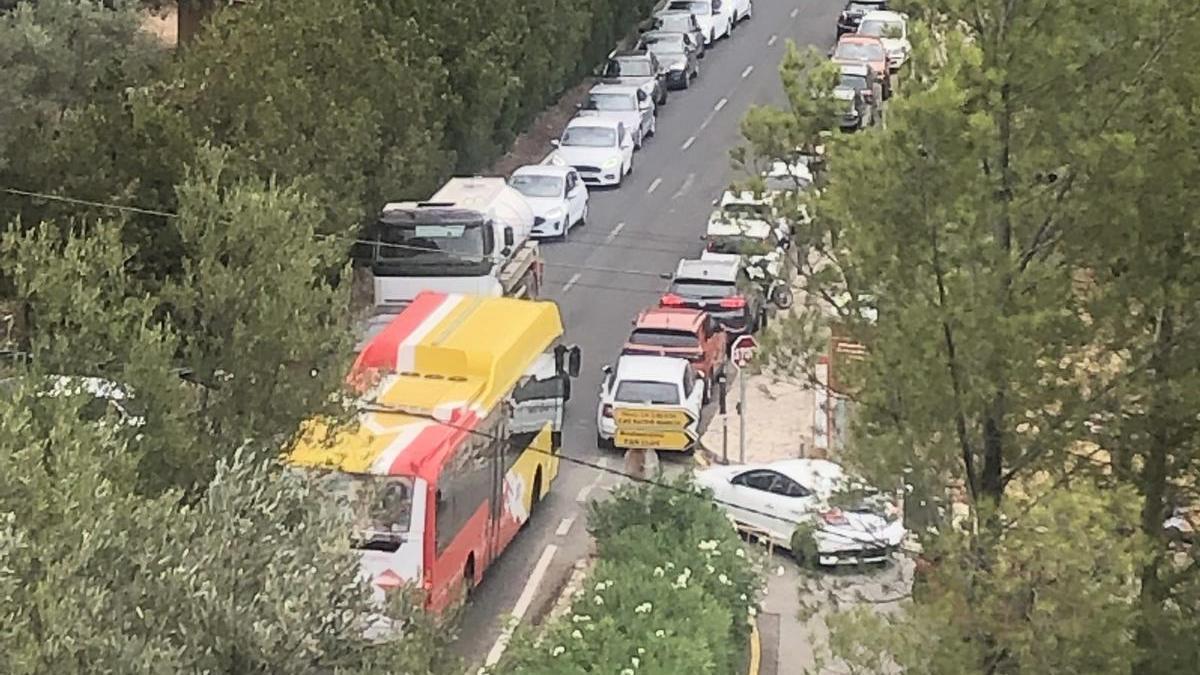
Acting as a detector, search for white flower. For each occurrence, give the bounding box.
[749,606,758,617]
[653,566,665,577]
[655,629,666,638]
[572,614,591,623]
[698,539,719,551]
[735,548,746,558]
[631,656,641,668]
[638,647,646,655]
[572,629,583,639]
[595,582,606,592]
[621,670,635,675]
[740,594,747,601]
[665,561,676,570]
[551,646,565,656]
[593,595,605,606]
[635,602,653,614]
[718,573,730,586]
[705,564,715,574]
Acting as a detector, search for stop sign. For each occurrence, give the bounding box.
[730,334,758,369]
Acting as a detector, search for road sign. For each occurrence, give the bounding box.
[613,407,696,429]
[730,334,758,369]
[615,428,696,451]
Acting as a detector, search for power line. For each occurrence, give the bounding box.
[542,277,668,296]
[2,187,178,219]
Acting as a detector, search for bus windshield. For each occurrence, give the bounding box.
[319,472,415,552]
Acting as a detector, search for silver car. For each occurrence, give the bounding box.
[652,10,707,59]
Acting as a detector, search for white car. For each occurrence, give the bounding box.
[856,10,910,70]
[596,354,704,449]
[728,0,753,25]
[549,116,634,187]
[665,0,730,45]
[509,164,589,240]
[695,458,907,566]
[578,83,656,149]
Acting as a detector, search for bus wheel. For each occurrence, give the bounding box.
[551,430,563,451]
[531,469,543,511]
[463,555,476,599]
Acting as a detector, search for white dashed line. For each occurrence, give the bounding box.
[790,8,799,18]
[647,177,662,194]
[576,484,595,503]
[562,272,581,292]
[555,516,575,537]
[768,34,778,46]
[598,457,611,469]
[714,97,728,111]
[741,65,754,79]
[484,544,558,666]
[605,221,626,243]
[672,173,695,200]
[682,135,696,150]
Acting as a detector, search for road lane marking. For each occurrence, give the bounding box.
[605,221,626,243]
[790,8,799,18]
[576,485,595,503]
[576,464,607,502]
[483,544,559,666]
[682,135,696,150]
[768,34,777,46]
[555,517,575,537]
[714,97,728,111]
[672,173,695,200]
[647,177,662,194]
[562,272,581,292]
[741,65,754,79]
[598,457,611,469]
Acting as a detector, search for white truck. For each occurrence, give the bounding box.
[358,177,543,312]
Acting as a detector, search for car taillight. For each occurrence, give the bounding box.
[719,296,746,309]
[602,403,613,418]
[821,509,849,526]
[661,293,686,307]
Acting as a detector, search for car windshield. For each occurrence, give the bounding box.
[834,41,884,61]
[629,329,700,349]
[708,235,767,255]
[378,221,489,261]
[723,203,771,218]
[607,58,654,77]
[615,379,680,405]
[671,279,738,298]
[642,33,686,52]
[858,20,902,37]
[562,126,616,147]
[656,14,693,32]
[669,1,710,15]
[510,174,564,199]
[839,73,868,89]
[317,472,415,551]
[588,93,636,111]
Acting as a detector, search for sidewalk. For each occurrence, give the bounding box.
[699,370,819,466]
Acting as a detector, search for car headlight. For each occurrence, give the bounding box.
[545,207,565,220]
[602,155,622,168]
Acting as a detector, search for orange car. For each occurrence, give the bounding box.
[623,307,728,389]
[831,35,893,99]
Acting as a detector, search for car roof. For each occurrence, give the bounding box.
[743,458,847,486]
[615,354,690,382]
[860,10,904,22]
[566,114,621,130]
[634,307,705,332]
[612,49,652,60]
[839,34,885,46]
[589,82,640,95]
[675,257,739,281]
[512,164,572,178]
[656,9,695,19]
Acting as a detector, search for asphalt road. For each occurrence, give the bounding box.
[453,0,845,668]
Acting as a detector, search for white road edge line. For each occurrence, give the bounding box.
[741,65,754,79]
[575,485,595,503]
[483,544,559,666]
[714,97,728,111]
[555,516,575,537]
[647,177,662,194]
[682,135,696,150]
[605,221,626,243]
[790,8,799,18]
[562,272,581,293]
[768,34,778,46]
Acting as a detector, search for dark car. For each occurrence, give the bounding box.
[601,50,668,106]
[836,0,888,36]
[651,10,707,59]
[637,30,701,90]
[660,257,768,338]
[836,62,882,126]
[835,88,870,131]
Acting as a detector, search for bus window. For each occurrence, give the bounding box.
[320,473,415,553]
[435,415,498,556]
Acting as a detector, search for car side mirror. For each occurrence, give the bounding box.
[592,64,605,77]
[550,139,561,147]
[602,364,613,376]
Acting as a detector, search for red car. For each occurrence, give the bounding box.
[831,35,893,98]
[622,307,727,396]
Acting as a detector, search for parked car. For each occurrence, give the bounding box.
[549,116,634,187]
[856,10,910,71]
[695,458,907,566]
[623,307,727,391]
[704,196,792,280]
[596,354,704,449]
[728,0,753,25]
[578,83,656,149]
[831,35,893,98]
[836,0,888,36]
[637,30,700,90]
[835,86,870,131]
[661,256,767,338]
[509,164,589,240]
[652,9,707,58]
[665,0,726,45]
[836,61,883,125]
[600,50,667,106]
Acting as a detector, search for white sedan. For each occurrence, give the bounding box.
[549,116,635,187]
[596,354,704,450]
[509,164,589,240]
[856,10,911,70]
[695,458,906,566]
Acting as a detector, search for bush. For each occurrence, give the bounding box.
[496,477,763,674]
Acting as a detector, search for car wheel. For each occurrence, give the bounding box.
[597,433,614,451]
[627,156,634,176]
[578,205,588,227]
[634,130,643,150]
[709,30,715,45]
[726,20,733,37]
[746,2,753,20]
[648,116,656,138]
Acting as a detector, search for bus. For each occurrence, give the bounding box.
[290,292,580,613]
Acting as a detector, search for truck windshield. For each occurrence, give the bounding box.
[318,472,415,552]
[377,221,491,266]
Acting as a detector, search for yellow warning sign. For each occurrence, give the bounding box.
[613,407,695,429]
[615,429,694,451]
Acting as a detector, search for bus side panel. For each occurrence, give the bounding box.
[427,499,491,614]
[494,425,558,554]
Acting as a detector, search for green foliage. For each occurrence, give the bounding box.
[497,478,763,674]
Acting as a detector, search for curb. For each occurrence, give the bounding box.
[748,615,762,675]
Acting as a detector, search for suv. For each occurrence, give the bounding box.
[661,257,767,338]
[836,62,883,124]
[623,307,727,388]
[836,0,888,36]
[600,50,667,106]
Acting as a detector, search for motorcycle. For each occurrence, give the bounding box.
[746,258,794,310]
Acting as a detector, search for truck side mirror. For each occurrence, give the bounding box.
[504,226,515,247]
[568,346,582,378]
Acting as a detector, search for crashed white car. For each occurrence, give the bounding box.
[696,458,906,565]
[856,10,910,70]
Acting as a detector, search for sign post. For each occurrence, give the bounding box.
[729,335,759,464]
